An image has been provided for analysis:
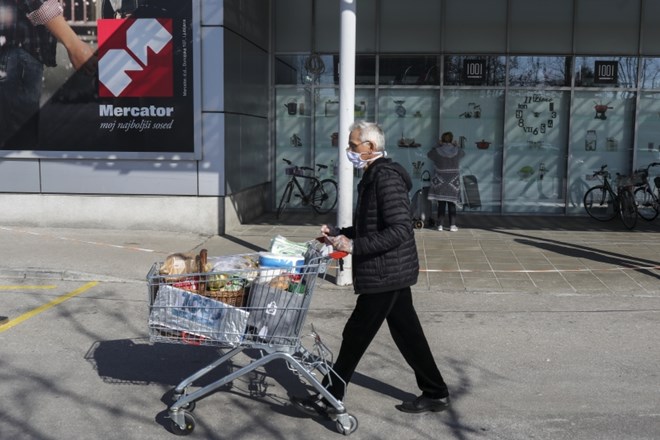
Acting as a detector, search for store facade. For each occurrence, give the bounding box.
[273,0,660,216]
[2,0,660,233]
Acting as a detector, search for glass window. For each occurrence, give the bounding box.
[275,55,375,86]
[377,89,440,194]
[274,55,334,86]
[378,56,441,86]
[635,92,660,168]
[355,56,377,85]
[503,90,570,214]
[508,56,572,87]
[440,89,505,213]
[275,87,313,208]
[566,91,636,215]
[444,56,506,87]
[640,58,660,90]
[575,57,638,88]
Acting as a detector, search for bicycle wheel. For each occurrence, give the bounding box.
[618,189,638,230]
[277,183,294,219]
[634,187,659,221]
[310,179,338,214]
[583,185,617,221]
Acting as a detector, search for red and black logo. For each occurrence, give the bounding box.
[97,18,173,97]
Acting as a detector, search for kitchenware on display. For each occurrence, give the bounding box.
[594,101,613,120]
[475,139,490,149]
[331,132,338,147]
[398,133,420,148]
[285,99,297,115]
[538,163,547,180]
[394,100,406,117]
[412,161,424,178]
[459,136,467,148]
[606,137,618,152]
[518,166,535,180]
[354,101,366,117]
[290,134,302,147]
[325,100,339,117]
[585,130,597,151]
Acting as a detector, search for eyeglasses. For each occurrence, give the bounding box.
[347,140,370,150]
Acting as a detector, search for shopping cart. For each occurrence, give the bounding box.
[146,244,358,436]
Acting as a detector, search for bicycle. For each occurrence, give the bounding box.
[277,158,338,218]
[633,162,660,221]
[583,164,638,229]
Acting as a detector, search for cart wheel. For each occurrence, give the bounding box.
[336,414,358,436]
[414,220,424,229]
[170,411,195,436]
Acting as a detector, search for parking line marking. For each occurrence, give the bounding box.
[0,281,99,333]
[0,285,57,290]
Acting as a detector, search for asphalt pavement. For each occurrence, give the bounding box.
[1,215,659,440]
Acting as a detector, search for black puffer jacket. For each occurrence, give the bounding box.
[340,158,419,294]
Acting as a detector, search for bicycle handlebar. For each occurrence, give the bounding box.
[282,158,328,173]
[592,164,609,178]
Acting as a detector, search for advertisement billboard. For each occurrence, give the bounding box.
[0,0,199,159]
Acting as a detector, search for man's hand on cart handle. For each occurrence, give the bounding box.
[315,236,350,259]
[326,235,353,254]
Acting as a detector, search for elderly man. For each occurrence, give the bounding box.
[292,121,450,417]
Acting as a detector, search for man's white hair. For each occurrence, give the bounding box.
[349,120,385,151]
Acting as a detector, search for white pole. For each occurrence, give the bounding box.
[336,0,356,286]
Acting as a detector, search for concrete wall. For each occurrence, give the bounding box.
[0,194,223,235]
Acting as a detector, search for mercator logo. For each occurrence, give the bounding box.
[97,18,173,98]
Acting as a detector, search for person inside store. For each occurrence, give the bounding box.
[427,131,464,231]
[291,120,450,416]
[0,0,95,148]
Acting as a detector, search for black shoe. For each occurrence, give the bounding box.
[291,394,335,419]
[0,316,8,325]
[395,395,450,413]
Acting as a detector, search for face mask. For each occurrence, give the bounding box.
[346,150,384,169]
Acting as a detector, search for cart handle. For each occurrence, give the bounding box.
[315,236,349,259]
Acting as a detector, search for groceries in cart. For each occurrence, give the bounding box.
[147,236,340,347]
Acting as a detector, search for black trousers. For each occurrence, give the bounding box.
[323,287,448,401]
[437,200,457,226]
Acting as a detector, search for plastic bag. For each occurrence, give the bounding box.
[269,235,308,256]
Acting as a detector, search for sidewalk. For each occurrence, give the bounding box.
[231,213,660,296]
[1,216,659,440]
